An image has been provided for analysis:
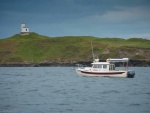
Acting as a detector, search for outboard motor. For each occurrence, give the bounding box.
[127,70,135,78]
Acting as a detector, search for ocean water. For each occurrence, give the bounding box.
[0,67,150,113]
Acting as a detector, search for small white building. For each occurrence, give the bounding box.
[20,21,29,35]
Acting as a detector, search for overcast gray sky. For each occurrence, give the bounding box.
[0,0,150,39]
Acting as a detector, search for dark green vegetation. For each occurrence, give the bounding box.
[0,33,150,63]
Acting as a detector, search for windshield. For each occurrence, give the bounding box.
[93,64,102,68]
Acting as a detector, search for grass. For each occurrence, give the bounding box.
[0,32,150,63]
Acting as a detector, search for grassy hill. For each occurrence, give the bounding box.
[0,32,150,63]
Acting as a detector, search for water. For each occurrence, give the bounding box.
[0,67,150,113]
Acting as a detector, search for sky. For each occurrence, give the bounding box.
[0,0,150,39]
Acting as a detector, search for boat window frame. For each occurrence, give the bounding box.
[98,64,102,69]
[103,64,107,69]
[109,64,115,71]
[92,64,111,70]
[92,64,103,69]
[93,64,98,68]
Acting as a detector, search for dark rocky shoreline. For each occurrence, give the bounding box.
[0,59,150,67]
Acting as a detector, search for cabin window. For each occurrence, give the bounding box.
[98,65,102,69]
[103,65,107,69]
[109,64,115,70]
[93,64,98,68]
[93,64,102,69]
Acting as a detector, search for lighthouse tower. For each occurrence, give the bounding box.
[20,21,29,35]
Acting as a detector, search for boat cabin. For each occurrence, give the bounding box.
[90,58,129,72]
[91,62,115,71]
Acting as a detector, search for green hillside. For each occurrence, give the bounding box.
[0,32,150,63]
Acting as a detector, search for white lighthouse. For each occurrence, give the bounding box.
[20,21,29,35]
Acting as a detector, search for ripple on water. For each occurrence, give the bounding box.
[145,92,150,95]
[14,74,27,76]
[0,105,14,112]
[1,74,11,76]
[26,89,38,93]
[3,87,12,90]
[101,90,120,94]
[128,103,141,106]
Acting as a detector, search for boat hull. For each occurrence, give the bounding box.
[76,69,128,77]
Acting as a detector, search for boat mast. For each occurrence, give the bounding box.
[91,41,95,61]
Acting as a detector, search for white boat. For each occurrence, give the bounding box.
[76,58,135,78]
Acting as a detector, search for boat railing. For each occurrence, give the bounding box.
[76,64,87,69]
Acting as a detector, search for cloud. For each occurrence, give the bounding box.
[79,6,150,24]
[127,33,150,38]
[102,7,150,22]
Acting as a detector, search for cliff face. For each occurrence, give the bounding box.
[117,47,150,60]
[0,33,150,66]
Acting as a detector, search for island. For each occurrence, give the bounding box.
[0,33,150,67]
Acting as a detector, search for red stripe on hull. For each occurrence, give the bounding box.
[81,71,125,75]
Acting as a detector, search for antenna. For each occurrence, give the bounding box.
[91,41,95,61]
